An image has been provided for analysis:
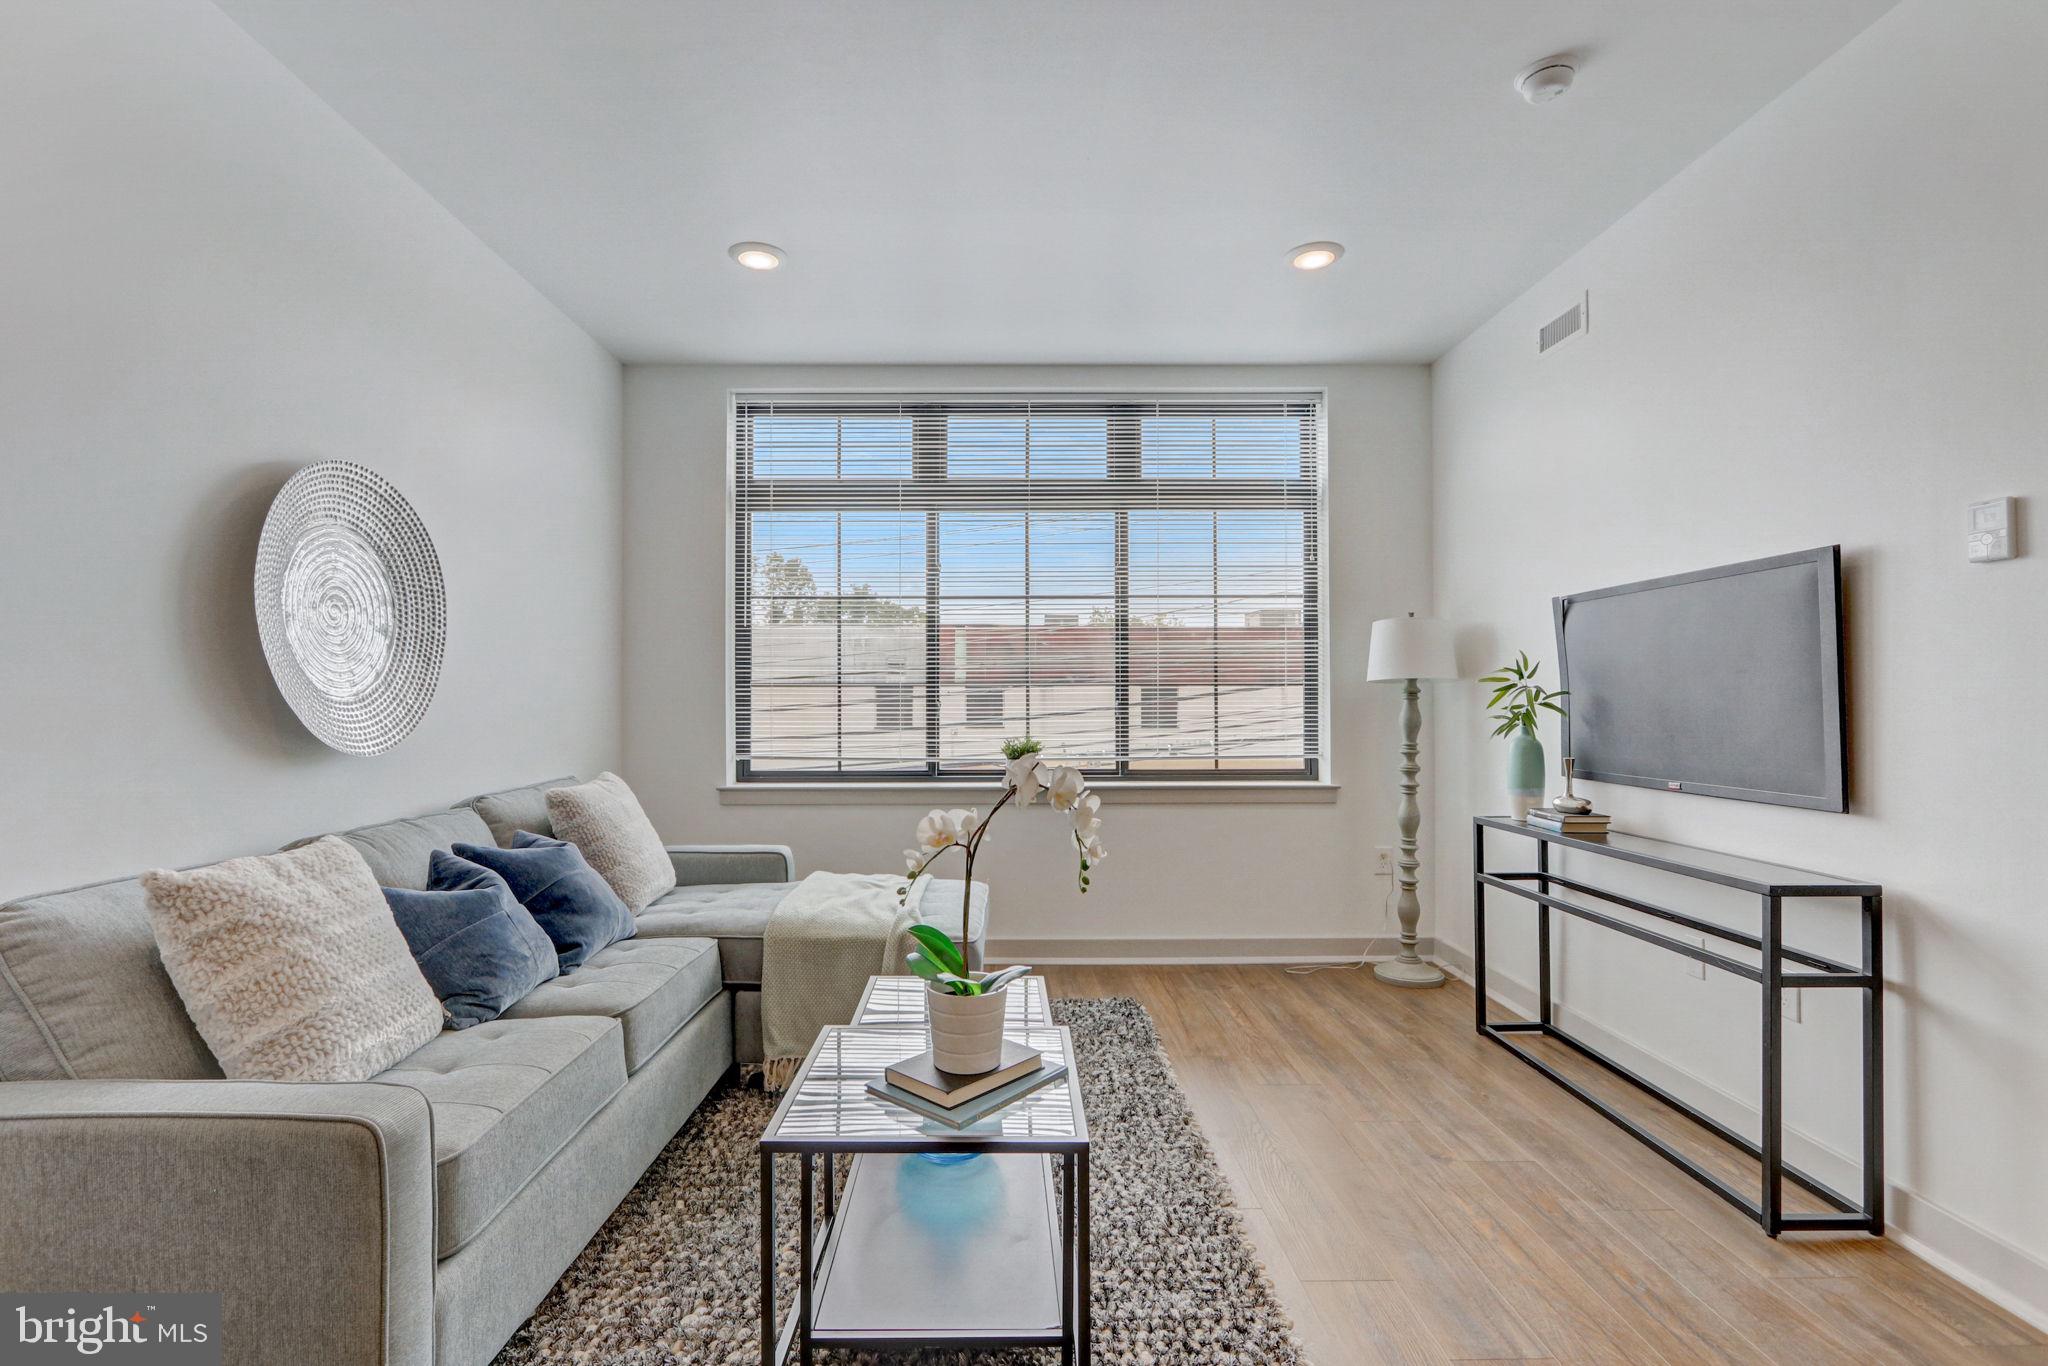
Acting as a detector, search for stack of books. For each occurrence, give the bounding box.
[866,1041,1067,1130]
[1525,807,1611,838]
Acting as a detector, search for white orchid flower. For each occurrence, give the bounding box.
[1068,790,1101,837]
[902,745,1109,963]
[1005,751,1046,804]
[1045,765,1088,813]
[915,807,979,853]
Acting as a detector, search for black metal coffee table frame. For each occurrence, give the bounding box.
[758,980,1090,1365]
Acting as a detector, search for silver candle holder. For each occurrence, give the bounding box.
[1551,756,1593,815]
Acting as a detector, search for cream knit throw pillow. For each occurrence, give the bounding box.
[142,837,443,1082]
[546,771,677,912]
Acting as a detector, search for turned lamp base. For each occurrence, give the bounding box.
[1373,956,1448,989]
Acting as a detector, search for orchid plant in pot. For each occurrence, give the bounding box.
[899,738,1105,1075]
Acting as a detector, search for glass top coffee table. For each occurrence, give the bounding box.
[850,971,1057,1031]
[758,975,1090,1364]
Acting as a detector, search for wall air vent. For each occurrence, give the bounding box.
[1539,292,1589,354]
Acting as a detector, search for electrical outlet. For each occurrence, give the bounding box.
[1782,988,1803,1023]
[1374,848,1395,877]
[1682,934,1706,980]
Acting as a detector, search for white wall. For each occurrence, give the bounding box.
[624,364,1431,954]
[0,0,622,895]
[1431,0,2047,1324]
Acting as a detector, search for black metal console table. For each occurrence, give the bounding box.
[1472,816,1883,1237]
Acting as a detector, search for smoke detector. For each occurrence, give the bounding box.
[1516,56,1577,105]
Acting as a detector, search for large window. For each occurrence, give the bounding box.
[730,391,1326,782]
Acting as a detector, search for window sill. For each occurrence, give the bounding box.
[718,781,1339,806]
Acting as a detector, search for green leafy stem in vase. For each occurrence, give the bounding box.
[899,737,1106,996]
[1483,651,1567,738]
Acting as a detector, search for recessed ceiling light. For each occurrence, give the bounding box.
[728,241,783,270]
[1289,241,1344,271]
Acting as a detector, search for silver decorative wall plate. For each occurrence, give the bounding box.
[254,461,445,755]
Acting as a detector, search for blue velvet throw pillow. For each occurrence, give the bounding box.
[382,850,559,1029]
[449,832,636,972]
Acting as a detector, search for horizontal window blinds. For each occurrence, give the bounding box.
[731,392,1325,781]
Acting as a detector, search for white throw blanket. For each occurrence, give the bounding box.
[758,871,979,1090]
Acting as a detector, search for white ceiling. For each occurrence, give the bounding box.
[216,0,1895,365]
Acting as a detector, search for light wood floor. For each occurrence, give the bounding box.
[1036,964,2044,1366]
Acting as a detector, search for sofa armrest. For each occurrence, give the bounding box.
[0,1079,436,1366]
[666,843,794,887]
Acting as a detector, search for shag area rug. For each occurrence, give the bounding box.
[495,996,1308,1365]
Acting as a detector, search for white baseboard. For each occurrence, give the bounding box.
[1431,942,2048,1334]
[987,935,1431,966]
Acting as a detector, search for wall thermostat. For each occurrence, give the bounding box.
[1968,497,2015,562]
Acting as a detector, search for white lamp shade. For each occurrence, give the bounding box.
[1366,615,1459,682]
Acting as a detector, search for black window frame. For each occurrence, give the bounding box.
[730,392,1326,784]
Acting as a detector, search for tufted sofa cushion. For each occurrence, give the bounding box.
[499,938,720,1073]
[635,883,789,984]
[374,1015,624,1257]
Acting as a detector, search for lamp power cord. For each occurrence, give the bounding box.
[1286,874,1396,975]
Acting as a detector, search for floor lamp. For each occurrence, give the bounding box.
[1365,613,1459,988]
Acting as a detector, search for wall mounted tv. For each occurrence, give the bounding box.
[1553,547,1847,812]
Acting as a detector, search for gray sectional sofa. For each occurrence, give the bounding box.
[0,779,989,1365]
[0,778,997,1366]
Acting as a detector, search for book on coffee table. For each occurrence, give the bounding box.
[866,1061,1069,1131]
[885,1041,1043,1108]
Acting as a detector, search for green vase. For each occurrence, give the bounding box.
[1507,728,1546,819]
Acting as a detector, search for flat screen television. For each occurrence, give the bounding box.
[1553,547,1847,812]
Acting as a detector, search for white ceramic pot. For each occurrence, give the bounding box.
[926,977,1010,1075]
